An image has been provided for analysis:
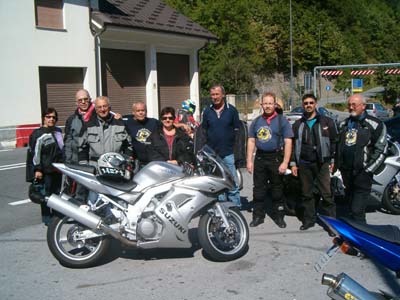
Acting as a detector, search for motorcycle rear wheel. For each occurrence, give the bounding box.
[198,207,249,261]
[382,182,400,215]
[47,215,111,268]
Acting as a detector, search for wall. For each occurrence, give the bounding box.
[0,0,96,127]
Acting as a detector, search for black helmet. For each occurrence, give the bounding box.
[97,152,132,181]
[28,180,46,204]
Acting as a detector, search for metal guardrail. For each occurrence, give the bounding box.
[0,125,66,149]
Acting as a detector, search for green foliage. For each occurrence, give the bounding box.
[166,0,400,98]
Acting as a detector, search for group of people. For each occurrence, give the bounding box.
[26,84,387,231]
[26,84,243,224]
[246,91,387,231]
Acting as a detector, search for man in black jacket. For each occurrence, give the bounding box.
[336,94,387,223]
[64,89,96,164]
[64,89,96,200]
[291,94,337,230]
[124,101,160,167]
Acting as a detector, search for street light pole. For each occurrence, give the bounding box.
[318,23,322,66]
[289,0,294,108]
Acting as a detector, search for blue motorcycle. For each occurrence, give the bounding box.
[315,215,400,300]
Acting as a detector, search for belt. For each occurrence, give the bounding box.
[256,149,282,155]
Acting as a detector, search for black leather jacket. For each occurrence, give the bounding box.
[336,113,387,173]
[26,126,63,182]
[291,114,338,165]
[148,126,194,165]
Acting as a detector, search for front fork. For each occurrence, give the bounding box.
[214,202,231,228]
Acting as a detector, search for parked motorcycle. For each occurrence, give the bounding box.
[315,215,400,299]
[370,135,400,214]
[44,146,249,268]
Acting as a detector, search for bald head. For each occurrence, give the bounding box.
[75,89,91,111]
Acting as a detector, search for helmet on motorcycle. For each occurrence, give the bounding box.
[97,152,132,181]
[181,99,196,114]
[28,179,46,204]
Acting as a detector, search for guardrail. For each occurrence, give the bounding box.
[0,125,66,149]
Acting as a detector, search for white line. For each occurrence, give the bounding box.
[0,165,26,171]
[0,163,26,168]
[9,199,32,206]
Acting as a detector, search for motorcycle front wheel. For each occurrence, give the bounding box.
[382,181,400,215]
[47,215,111,268]
[198,207,249,261]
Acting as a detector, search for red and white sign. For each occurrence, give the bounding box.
[385,69,400,75]
[320,70,343,76]
[350,70,375,76]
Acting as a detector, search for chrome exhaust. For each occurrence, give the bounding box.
[321,273,384,300]
[47,194,101,229]
[47,194,137,247]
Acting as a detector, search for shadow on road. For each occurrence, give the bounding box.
[99,228,202,265]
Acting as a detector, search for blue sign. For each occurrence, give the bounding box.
[352,79,363,92]
[325,85,331,91]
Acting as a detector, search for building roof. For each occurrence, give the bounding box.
[91,0,217,41]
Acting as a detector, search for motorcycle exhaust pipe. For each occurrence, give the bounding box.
[47,194,137,247]
[47,194,102,229]
[321,273,385,300]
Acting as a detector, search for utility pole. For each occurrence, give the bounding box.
[318,23,322,66]
[289,0,294,108]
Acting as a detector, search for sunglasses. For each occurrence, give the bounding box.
[303,101,315,105]
[78,97,89,103]
[45,115,57,120]
[161,116,174,121]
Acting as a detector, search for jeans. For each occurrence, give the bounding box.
[219,154,241,207]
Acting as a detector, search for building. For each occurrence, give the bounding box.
[0,0,217,129]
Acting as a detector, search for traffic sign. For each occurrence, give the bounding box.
[325,85,331,91]
[352,79,363,92]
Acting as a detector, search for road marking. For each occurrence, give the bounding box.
[9,199,31,206]
[0,162,25,171]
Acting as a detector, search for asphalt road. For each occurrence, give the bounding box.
[0,148,399,299]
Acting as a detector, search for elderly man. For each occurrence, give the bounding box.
[201,84,242,207]
[79,96,132,166]
[63,89,97,200]
[336,93,387,223]
[64,89,96,164]
[124,101,160,166]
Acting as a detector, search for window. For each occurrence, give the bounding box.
[35,0,64,29]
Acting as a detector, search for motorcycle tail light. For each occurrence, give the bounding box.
[340,242,358,256]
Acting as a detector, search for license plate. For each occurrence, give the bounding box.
[314,244,339,272]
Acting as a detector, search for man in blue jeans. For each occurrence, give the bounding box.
[201,84,241,207]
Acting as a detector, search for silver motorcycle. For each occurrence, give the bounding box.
[370,135,400,214]
[45,146,249,268]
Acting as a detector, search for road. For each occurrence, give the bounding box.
[0,148,41,234]
[0,148,399,299]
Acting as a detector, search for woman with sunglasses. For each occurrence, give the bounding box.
[26,107,64,225]
[148,106,194,165]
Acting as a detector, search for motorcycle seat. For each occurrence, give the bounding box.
[97,177,137,192]
[65,163,96,175]
[341,217,400,245]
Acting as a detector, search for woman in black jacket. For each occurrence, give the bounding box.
[148,107,194,165]
[26,108,63,225]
